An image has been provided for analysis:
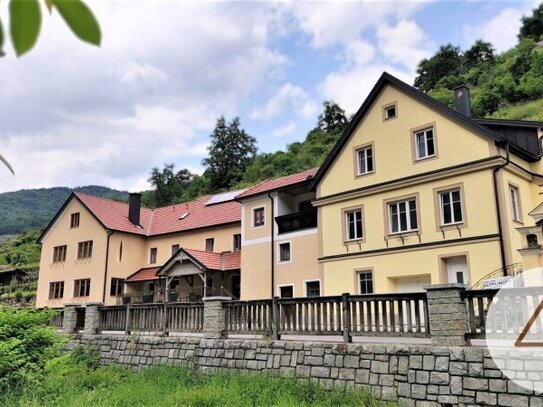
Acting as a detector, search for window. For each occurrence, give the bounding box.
[70,212,80,228]
[253,207,265,227]
[414,127,435,160]
[279,285,293,298]
[118,241,123,262]
[439,189,463,225]
[384,104,397,120]
[53,245,67,263]
[306,281,321,297]
[149,248,157,264]
[110,278,124,296]
[510,185,521,222]
[345,209,363,240]
[73,279,91,297]
[356,146,373,175]
[233,234,241,251]
[205,238,214,252]
[48,281,64,299]
[171,244,180,256]
[389,199,418,234]
[279,242,291,262]
[77,240,93,259]
[358,271,373,294]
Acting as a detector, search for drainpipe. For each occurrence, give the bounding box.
[102,230,114,303]
[268,192,275,299]
[492,143,510,275]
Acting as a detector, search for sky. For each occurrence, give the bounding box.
[0,0,540,193]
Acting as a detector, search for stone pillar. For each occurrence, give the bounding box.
[425,283,469,346]
[203,296,229,339]
[63,304,78,334]
[83,303,103,335]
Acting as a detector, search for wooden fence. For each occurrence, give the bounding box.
[463,287,543,340]
[224,299,273,334]
[98,302,204,334]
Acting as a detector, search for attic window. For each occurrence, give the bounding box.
[383,103,397,120]
[179,212,190,220]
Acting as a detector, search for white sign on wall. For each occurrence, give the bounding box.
[482,276,511,290]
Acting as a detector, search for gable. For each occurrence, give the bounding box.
[316,81,496,198]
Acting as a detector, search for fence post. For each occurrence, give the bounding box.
[342,293,352,343]
[124,304,131,334]
[203,296,230,339]
[272,296,280,340]
[425,283,469,346]
[63,304,78,334]
[83,303,103,335]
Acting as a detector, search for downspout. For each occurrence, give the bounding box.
[268,192,275,299]
[492,143,510,275]
[102,230,114,303]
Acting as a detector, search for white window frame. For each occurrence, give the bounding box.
[388,199,418,234]
[384,104,397,120]
[345,209,363,241]
[357,271,374,295]
[277,284,295,298]
[303,279,321,297]
[251,206,266,228]
[414,127,435,160]
[510,185,521,222]
[439,189,463,226]
[356,146,373,176]
[278,241,291,264]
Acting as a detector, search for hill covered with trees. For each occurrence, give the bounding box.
[0,186,128,235]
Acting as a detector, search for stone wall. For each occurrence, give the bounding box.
[69,334,543,407]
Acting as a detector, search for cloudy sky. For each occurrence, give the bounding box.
[0,0,539,193]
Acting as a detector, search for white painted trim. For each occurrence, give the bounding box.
[242,236,271,247]
[277,283,295,298]
[250,205,266,229]
[277,240,292,264]
[275,227,318,241]
[303,279,321,297]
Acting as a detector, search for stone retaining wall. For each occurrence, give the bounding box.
[69,334,543,407]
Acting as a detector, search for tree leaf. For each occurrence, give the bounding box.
[0,18,5,57]
[9,0,42,57]
[53,0,101,46]
[45,0,54,13]
[0,153,15,175]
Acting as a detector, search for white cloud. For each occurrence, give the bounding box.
[271,122,297,138]
[463,8,523,52]
[376,20,433,70]
[251,83,318,121]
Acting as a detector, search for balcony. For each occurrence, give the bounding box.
[275,209,317,234]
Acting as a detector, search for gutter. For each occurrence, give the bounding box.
[101,230,114,303]
[492,143,510,275]
[268,192,275,299]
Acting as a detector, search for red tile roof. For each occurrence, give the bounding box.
[75,192,241,237]
[185,248,241,271]
[236,168,318,199]
[126,267,160,282]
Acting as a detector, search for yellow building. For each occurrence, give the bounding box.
[36,192,242,308]
[236,169,321,300]
[310,72,543,295]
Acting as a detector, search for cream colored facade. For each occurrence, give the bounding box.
[36,197,241,308]
[240,191,321,300]
[314,79,543,295]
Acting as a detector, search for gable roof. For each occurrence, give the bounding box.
[236,168,318,200]
[39,191,241,242]
[310,72,541,190]
[126,267,160,282]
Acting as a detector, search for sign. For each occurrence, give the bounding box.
[482,276,511,289]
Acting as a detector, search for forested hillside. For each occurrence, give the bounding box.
[0,186,127,234]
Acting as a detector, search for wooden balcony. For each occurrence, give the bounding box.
[275,209,317,234]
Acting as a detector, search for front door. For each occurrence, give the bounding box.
[231,275,241,299]
[446,256,469,285]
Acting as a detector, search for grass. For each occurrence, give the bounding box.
[2,364,390,407]
[490,98,543,121]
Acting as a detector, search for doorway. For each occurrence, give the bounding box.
[445,256,469,285]
[231,275,241,299]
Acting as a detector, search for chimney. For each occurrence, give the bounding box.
[128,193,141,225]
[453,85,471,117]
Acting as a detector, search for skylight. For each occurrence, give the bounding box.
[205,189,247,206]
[179,212,190,220]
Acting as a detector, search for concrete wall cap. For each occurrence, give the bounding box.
[424,283,467,291]
[203,296,231,301]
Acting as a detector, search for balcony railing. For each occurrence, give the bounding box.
[275,209,317,234]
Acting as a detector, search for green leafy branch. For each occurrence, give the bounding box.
[0,0,101,58]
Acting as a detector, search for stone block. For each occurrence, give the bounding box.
[498,394,529,407]
[311,366,330,379]
[463,377,488,391]
[476,392,497,405]
[371,360,388,374]
[416,370,430,384]
[429,372,449,385]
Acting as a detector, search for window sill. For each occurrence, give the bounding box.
[344,239,364,245]
[355,171,374,179]
[387,230,419,238]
